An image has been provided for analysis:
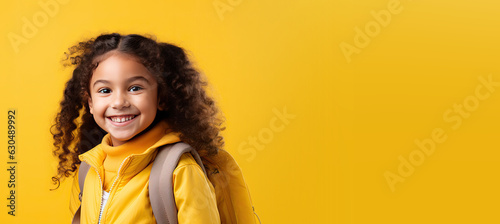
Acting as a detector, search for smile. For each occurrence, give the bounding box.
[108,115,137,123]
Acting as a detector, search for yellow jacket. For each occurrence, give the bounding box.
[69,120,220,223]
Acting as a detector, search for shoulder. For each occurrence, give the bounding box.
[172,152,215,201]
[176,153,200,169]
[173,152,205,178]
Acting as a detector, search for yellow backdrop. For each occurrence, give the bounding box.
[1,0,500,223]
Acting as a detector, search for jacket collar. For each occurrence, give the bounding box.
[79,120,182,179]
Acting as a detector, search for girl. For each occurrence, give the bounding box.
[51,33,225,223]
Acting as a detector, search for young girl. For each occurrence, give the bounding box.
[51,33,226,223]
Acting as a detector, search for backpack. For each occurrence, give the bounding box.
[72,142,260,224]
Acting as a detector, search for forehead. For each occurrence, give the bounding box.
[90,51,156,84]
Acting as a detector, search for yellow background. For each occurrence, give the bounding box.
[1,0,500,223]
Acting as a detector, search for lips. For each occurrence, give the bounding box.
[107,115,137,123]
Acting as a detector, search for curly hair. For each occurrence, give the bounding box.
[51,33,225,189]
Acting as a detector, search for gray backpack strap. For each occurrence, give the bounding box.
[72,161,91,224]
[149,142,207,224]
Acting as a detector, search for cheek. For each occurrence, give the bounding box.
[146,99,159,113]
[91,100,107,116]
[141,96,159,114]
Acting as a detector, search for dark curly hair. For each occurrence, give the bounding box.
[51,33,225,189]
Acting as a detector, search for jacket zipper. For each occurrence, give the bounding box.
[91,166,103,224]
[108,157,131,192]
[98,156,132,224]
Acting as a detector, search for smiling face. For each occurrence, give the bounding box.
[88,52,159,146]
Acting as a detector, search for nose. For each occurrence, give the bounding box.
[111,91,130,109]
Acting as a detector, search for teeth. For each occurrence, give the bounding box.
[110,115,135,123]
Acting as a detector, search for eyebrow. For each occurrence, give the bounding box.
[92,76,151,88]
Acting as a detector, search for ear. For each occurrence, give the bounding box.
[157,98,166,111]
[88,97,94,114]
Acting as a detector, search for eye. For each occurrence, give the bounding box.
[129,86,143,92]
[98,88,111,94]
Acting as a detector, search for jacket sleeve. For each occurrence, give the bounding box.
[69,166,81,217]
[173,154,220,224]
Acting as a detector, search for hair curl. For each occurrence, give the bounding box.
[51,33,225,189]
